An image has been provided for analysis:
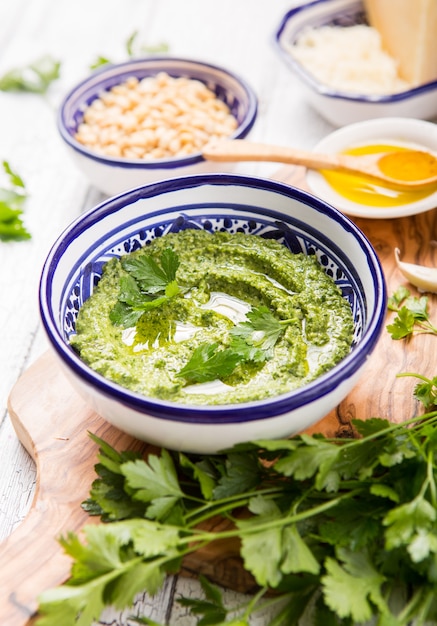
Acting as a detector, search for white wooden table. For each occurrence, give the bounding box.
[0,1,335,623]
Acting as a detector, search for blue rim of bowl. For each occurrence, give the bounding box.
[273,0,437,104]
[39,173,387,424]
[57,57,258,170]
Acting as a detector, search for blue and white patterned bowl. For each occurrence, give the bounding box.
[39,174,386,454]
[273,0,437,127]
[58,57,258,196]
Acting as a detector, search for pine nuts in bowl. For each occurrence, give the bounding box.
[58,57,258,195]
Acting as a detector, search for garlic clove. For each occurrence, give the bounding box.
[394,247,437,293]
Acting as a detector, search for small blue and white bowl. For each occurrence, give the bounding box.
[58,57,258,196]
[273,0,437,127]
[39,174,386,454]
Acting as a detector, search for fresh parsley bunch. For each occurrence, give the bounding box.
[36,411,437,626]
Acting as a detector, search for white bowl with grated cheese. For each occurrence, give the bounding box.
[273,0,437,127]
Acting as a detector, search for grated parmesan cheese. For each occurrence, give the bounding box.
[289,24,412,95]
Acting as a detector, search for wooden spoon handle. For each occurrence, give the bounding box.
[203,139,342,170]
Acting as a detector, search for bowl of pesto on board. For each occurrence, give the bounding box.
[39,173,386,454]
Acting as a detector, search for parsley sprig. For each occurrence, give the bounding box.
[109,248,181,327]
[387,287,437,410]
[36,407,437,626]
[176,306,296,384]
[0,55,60,93]
[230,306,295,359]
[0,161,30,241]
[176,342,243,384]
[397,372,437,411]
[387,285,437,339]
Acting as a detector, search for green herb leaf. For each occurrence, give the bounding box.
[179,454,216,500]
[176,306,296,384]
[176,343,242,384]
[122,248,179,294]
[231,305,292,358]
[387,285,410,311]
[386,305,416,339]
[383,496,436,553]
[118,274,149,306]
[397,372,437,411]
[274,433,342,492]
[228,333,267,363]
[2,160,25,188]
[120,450,184,521]
[212,451,262,499]
[89,56,112,70]
[81,433,145,521]
[110,248,182,327]
[237,499,287,588]
[0,55,60,93]
[108,301,145,327]
[178,575,227,625]
[321,548,387,622]
[387,287,437,339]
[0,161,30,241]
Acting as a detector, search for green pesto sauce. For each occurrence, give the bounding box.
[70,229,354,405]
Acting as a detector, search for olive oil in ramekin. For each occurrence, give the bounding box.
[321,144,437,208]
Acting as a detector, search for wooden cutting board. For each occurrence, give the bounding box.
[1,166,437,626]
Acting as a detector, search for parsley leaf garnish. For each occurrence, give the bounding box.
[0,161,30,241]
[0,55,60,93]
[109,248,181,327]
[387,286,437,339]
[176,306,296,384]
[230,305,294,358]
[123,247,179,292]
[176,343,242,384]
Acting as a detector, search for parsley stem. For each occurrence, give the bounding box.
[426,451,437,509]
[240,585,269,620]
[184,488,363,545]
[413,324,437,336]
[398,586,435,626]
[183,486,284,527]
[396,372,432,383]
[330,411,437,450]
